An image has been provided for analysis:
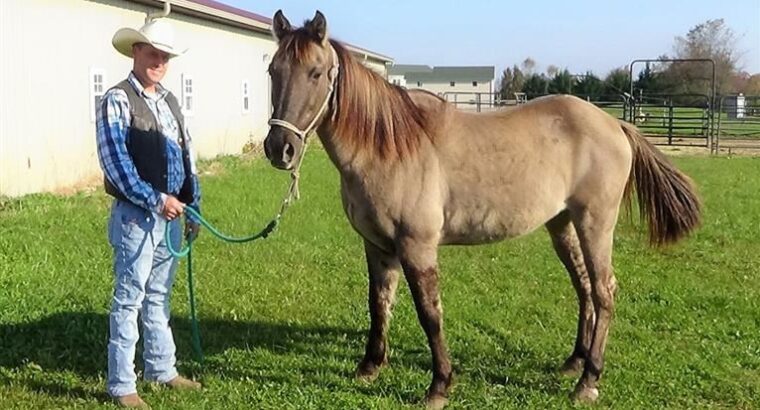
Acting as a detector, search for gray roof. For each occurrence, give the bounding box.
[388,64,433,75]
[389,65,495,83]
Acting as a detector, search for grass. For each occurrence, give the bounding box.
[1,149,760,409]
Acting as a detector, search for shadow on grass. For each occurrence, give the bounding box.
[0,312,361,397]
[0,312,567,404]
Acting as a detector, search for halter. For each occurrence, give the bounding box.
[267,45,340,141]
[266,45,340,202]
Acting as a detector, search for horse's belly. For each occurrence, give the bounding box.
[441,202,561,245]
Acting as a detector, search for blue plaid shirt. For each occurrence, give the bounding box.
[96,72,201,220]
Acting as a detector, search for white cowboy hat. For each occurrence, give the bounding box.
[112,19,186,58]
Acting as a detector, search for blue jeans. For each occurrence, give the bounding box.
[107,199,181,397]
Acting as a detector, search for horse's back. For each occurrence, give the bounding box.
[434,95,633,244]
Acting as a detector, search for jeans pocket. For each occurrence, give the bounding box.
[118,202,150,242]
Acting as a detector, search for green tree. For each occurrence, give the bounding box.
[634,62,667,94]
[522,73,549,96]
[498,65,525,100]
[575,72,604,100]
[603,67,631,96]
[548,69,574,94]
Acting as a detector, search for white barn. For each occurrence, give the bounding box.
[388,64,495,110]
[0,0,393,197]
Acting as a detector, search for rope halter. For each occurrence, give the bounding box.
[267,45,340,141]
[267,44,340,204]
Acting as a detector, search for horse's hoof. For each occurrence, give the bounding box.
[570,383,599,403]
[559,356,585,377]
[354,361,383,383]
[424,394,448,410]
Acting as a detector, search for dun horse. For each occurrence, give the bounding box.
[264,10,701,408]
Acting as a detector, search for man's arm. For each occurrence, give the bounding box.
[96,88,166,213]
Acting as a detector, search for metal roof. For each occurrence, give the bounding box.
[392,65,495,83]
[128,0,394,63]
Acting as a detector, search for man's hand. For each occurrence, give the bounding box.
[162,195,185,220]
[185,220,201,241]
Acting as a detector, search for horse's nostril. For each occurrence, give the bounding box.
[283,143,295,163]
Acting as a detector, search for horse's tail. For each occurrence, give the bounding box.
[620,120,701,246]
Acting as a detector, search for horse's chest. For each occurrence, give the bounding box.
[341,184,395,250]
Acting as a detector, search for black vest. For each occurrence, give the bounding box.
[104,79,195,205]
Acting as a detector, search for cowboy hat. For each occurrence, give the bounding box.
[112,19,186,58]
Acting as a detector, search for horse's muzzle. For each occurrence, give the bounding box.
[264,129,297,170]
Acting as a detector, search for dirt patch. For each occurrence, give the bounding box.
[51,174,102,196]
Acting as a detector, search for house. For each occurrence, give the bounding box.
[388,64,495,110]
[0,0,393,197]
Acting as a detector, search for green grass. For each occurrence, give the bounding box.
[1,150,760,409]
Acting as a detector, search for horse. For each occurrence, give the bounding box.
[263,10,701,408]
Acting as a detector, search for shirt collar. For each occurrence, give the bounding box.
[128,72,168,101]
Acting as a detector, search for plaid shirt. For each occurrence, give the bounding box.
[96,72,201,220]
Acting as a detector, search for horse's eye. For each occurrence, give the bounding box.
[312,71,323,80]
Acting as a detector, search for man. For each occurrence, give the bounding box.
[96,18,202,409]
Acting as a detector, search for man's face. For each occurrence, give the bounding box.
[132,43,170,85]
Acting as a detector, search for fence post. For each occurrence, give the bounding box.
[667,100,674,145]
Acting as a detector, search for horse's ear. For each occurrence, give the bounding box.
[306,10,328,45]
[272,9,292,43]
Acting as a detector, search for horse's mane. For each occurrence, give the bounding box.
[277,29,439,161]
[330,40,440,160]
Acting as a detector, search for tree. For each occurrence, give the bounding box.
[603,67,631,97]
[521,57,536,75]
[634,62,667,94]
[742,74,760,95]
[663,19,741,94]
[548,69,574,94]
[498,65,525,100]
[522,73,549,96]
[575,71,604,100]
[546,64,560,77]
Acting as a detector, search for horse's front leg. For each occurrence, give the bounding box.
[356,240,401,382]
[398,236,452,409]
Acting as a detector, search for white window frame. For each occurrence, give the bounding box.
[181,73,194,116]
[90,68,106,122]
[241,79,250,114]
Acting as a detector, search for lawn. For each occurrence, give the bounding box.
[1,149,759,409]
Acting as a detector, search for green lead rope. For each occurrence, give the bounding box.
[163,138,309,363]
[165,208,279,363]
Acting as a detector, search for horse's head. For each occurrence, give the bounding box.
[264,10,339,170]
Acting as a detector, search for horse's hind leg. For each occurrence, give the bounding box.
[545,210,595,377]
[356,240,401,382]
[568,205,620,403]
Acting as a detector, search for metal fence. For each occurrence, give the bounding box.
[441,92,500,112]
[715,95,760,153]
[627,93,713,148]
[439,90,760,153]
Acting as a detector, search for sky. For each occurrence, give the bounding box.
[223,0,760,77]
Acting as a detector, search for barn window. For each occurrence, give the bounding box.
[472,81,478,86]
[90,68,106,122]
[450,81,456,87]
[181,74,194,116]
[242,79,250,114]
[417,81,422,86]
